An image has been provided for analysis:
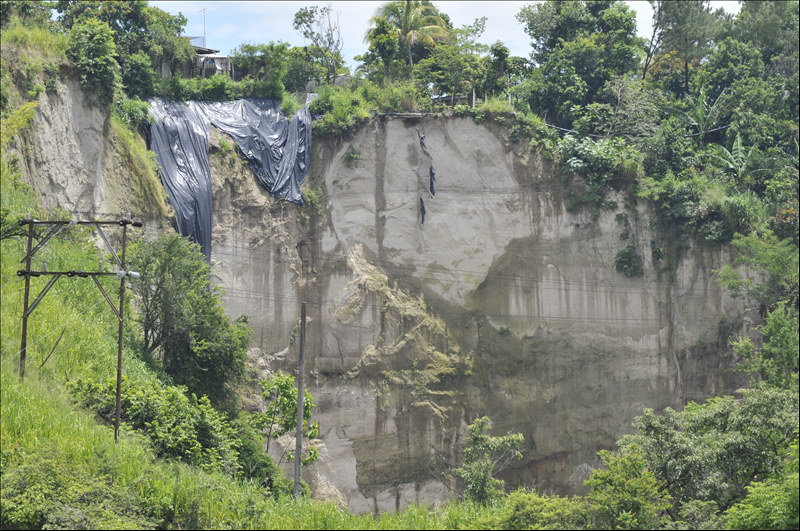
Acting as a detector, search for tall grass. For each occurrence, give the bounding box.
[109,114,172,218]
[0,19,68,64]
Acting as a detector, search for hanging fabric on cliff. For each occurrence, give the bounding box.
[429,165,436,197]
[148,98,312,259]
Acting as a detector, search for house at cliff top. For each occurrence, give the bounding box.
[159,37,234,79]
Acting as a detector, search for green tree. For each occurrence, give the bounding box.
[585,448,671,530]
[619,386,799,518]
[645,0,729,96]
[516,0,643,126]
[356,15,403,84]
[731,302,799,390]
[453,416,524,505]
[413,18,487,105]
[121,50,156,100]
[0,0,54,28]
[292,5,346,84]
[715,229,799,310]
[697,38,764,102]
[259,372,319,466]
[370,0,449,70]
[231,41,290,96]
[725,442,800,530]
[66,17,120,106]
[128,234,250,408]
[57,1,193,94]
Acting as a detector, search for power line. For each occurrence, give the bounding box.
[211,244,735,296]
[218,285,728,328]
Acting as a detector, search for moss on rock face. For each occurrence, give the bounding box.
[336,244,469,418]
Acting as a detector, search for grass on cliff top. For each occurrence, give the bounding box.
[0,18,68,64]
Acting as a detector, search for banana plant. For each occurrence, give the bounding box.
[665,86,727,146]
[707,133,755,183]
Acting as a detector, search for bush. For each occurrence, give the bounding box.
[615,243,644,277]
[477,97,515,114]
[0,451,157,530]
[491,490,590,530]
[66,18,119,106]
[69,376,241,474]
[559,135,643,211]
[122,51,157,100]
[113,96,152,131]
[309,85,370,136]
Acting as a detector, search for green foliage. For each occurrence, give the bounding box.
[516,0,643,127]
[477,97,514,114]
[706,133,755,182]
[619,386,799,518]
[292,5,346,84]
[725,442,800,530]
[232,413,293,497]
[1,450,158,530]
[69,376,241,474]
[370,0,450,70]
[113,95,152,130]
[490,490,590,530]
[715,229,799,308]
[454,416,524,505]
[585,448,672,530]
[66,17,120,106]
[0,101,38,149]
[413,17,487,102]
[128,234,250,408]
[559,135,643,211]
[731,302,799,390]
[122,50,157,99]
[301,185,324,217]
[309,84,371,136]
[259,372,319,466]
[107,113,171,219]
[615,243,644,277]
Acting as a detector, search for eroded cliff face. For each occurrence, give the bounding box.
[14,78,748,513]
[208,115,750,513]
[13,73,169,226]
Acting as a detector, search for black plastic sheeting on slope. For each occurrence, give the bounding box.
[149,98,312,258]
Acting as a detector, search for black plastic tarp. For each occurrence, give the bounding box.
[149,98,311,258]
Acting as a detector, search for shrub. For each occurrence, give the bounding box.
[492,490,590,530]
[559,135,643,211]
[615,243,644,277]
[113,96,152,131]
[454,416,524,505]
[477,97,515,114]
[66,18,119,106]
[309,85,370,136]
[122,51,157,100]
[0,451,157,530]
[69,376,241,474]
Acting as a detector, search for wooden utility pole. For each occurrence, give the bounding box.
[17,215,141,443]
[19,216,33,378]
[114,221,128,443]
[294,301,306,497]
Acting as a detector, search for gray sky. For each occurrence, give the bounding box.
[150,1,741,69]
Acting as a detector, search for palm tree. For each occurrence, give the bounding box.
[369,0,449,70]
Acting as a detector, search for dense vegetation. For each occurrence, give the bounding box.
[1,0,798,529]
